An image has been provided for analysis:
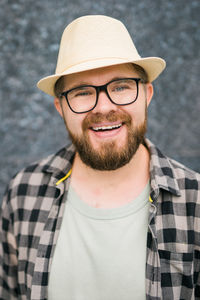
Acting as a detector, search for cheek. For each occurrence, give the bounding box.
[64,110,85,135]
[123,105,145,124]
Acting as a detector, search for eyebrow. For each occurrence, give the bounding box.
[65,77,130,91]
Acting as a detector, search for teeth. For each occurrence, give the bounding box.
[92,123,122,131]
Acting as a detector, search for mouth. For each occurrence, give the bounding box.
[90,123,123,132]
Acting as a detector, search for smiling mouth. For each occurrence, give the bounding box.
[91,123,123,132]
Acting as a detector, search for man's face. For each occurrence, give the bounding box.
[54,63,153,170]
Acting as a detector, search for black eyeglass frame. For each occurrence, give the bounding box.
[60,77,142,114]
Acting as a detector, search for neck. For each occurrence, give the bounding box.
[70,143,150,208]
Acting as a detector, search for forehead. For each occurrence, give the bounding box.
[62,63,139,88]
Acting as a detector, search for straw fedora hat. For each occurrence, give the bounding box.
[37,15,166,97]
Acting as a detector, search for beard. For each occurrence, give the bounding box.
[66,109,147,171]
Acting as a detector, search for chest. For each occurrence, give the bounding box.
[48,200,150,300]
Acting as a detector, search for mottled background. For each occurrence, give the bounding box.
[1,0,200,201]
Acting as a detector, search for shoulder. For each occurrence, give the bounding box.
[13,143,74,180]
[145,138,200,199]
[1,144,75,209]
[168,157,200,188]
[146,138,200,182]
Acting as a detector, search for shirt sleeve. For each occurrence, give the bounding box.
[0,184,19,300]
[195,197,200,298]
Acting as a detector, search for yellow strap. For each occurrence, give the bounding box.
[149,196,153,203]
[56,169,72,186]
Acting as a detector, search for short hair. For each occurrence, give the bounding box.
[54,63,148,98]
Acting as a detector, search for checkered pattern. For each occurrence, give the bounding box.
[0,139,200,300]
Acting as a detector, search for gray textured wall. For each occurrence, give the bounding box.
[1,0,200,201]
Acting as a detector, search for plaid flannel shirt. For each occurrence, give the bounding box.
[0,139,200,300]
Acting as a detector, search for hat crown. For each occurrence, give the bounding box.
[37,15,166,96]
[55,15,141,74]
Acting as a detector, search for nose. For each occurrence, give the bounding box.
[92,90,118,114]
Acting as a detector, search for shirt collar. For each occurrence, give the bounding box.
[42,143,75,183]
[42,139,181,197]
[145,138,181,198]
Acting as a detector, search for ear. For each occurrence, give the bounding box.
[54,97,63,118]
[146,83,154,107]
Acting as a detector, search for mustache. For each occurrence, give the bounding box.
[82,110,132,130]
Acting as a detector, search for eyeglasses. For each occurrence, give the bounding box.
[60,77,142,114]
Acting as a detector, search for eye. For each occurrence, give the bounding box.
[75,91,91,97]
[115,85,129,91]
[112,84,130,92]
[109,79,137,94]
[70,87,95,98]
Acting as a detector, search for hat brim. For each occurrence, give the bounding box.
[37,57,166,97]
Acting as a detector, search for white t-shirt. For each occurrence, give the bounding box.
[48,182,150,300]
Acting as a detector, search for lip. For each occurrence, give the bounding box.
[89,123,124,139]
[90,121,123,129]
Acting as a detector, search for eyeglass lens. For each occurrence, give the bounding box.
[66,78,139,113]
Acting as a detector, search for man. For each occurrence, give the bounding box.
[0,15,199,300]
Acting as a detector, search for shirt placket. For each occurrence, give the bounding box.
[30,177,68,300]
[146,194,162,300]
